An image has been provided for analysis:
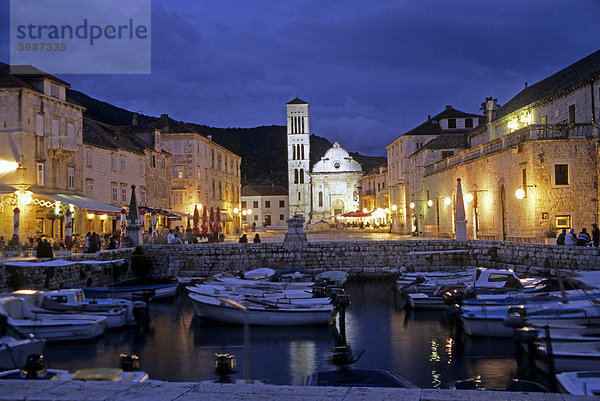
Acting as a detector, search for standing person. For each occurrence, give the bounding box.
[84,232,91,253]
[592,223,600,247]
[253,234,261,243]
[167,230,175,244]
[556,229,566,245]
[577,228,591,246]
[239,234,248,243]
[43,239,53,260]
[565,228,577,246]
[251,222,256,232]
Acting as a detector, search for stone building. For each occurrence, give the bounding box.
[0,63,94,241]
[134,115,242,235]
[285,99,362,224]
[386,106,483,234]
[358,164,389,223]
[82,118,172,234]
[241,185,289,229]
[419,49,600,241]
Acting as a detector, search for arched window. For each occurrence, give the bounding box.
[299,168,304,184]
[296,144,301,159]
[292,145,296,160]
[318,191,323,207]
[301,117,304,133]
[294,169,298,184]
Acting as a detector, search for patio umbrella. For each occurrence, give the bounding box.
[201,206,208,234]
[209,207,215,233]
[193,205,200,234]
[215,207,222,233]
[12,207,19,241]
[120,208,127,244]
[64,208,72,249]
[151,210,158,237]
[139,209,146,238]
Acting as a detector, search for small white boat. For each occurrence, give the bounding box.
[81,283,178,301]
[0,334,45,370]
[189,293,334,326]
[13,290,131,330]
[0,297,106,342]
[213,275,314,289]
[556,371,600,395]
[241,268,276,280]
[535,341,600,373]
[460,303,600,338]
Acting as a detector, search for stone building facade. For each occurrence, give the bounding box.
[0,63,88,240]
[418,49,600,241]
[241,185,289,229]
[358,164,389,221]
[142,115,242,235]
[82,118,172,234]
[285,99,362,224]
[386,107,483,234]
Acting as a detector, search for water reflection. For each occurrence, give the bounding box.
[42,281,525,388]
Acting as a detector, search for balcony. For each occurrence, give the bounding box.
[425,123,599,176]
[47,136,80,151]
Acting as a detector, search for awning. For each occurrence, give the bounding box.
[37,193,122,215]
[220,212,232,222]
[164,209,192,219]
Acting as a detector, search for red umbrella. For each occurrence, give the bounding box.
[209,207,215,233]
[215,207,222,233]
[193,205,200,234]
[201,206,208,234]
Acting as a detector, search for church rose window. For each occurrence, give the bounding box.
[333,161,340,169]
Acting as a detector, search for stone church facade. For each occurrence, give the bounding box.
[286,99,362,223]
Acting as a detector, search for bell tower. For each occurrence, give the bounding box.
[286,98,311,221]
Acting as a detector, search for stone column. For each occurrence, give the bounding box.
[127,185,143,247]
[455,178,467,240]
[284,214,308,249]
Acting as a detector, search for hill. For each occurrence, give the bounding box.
[67,89,387,186]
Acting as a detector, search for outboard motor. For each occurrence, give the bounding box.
[120,354,140,371]
[21,354,47,379]
[503,306,529,329]
[214,353,236,383]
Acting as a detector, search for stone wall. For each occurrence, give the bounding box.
[141,240,600,279]
[1,241,599,292]
[0,248,136,293]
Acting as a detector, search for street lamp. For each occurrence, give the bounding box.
[444,197,452,206]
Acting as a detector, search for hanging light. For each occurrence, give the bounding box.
[427,199,433,207]
[515,188,525,199]
[391,204,397,211]
[87,213,95,219]
[444,197,452,206]
[233,207,239,214]
[465,193,474,203]
[409,202,415,209]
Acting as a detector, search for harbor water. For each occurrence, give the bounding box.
[42,281,530,389]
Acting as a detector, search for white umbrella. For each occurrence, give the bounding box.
[139,209,146,238]
[455,178,467,240]
[151,210,157,237]
[12,207,20,241]
[64,208,72,249]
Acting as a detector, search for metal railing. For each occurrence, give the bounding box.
[48,136,80,151]
[425,123,599,175]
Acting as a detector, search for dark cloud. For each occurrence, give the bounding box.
[2,0,600,156]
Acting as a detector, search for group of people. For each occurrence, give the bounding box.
[167,230,184,244]
[84,232,103,253]
[239,233,261,243]
[556,223,600,247]
[35,238,53,259]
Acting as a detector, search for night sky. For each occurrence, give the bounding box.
[1,1,600,156]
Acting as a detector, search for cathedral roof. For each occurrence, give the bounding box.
[312,142,362,173]
[286,97,308,105]
[497,49,600,119]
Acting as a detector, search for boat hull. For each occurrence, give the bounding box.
[0,337,45,370]
[189,294,333,326]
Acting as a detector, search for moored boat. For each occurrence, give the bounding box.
[0,297,106,342]
[81,283,178,301]
[189,293,334,326]
[556,371,600,395]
